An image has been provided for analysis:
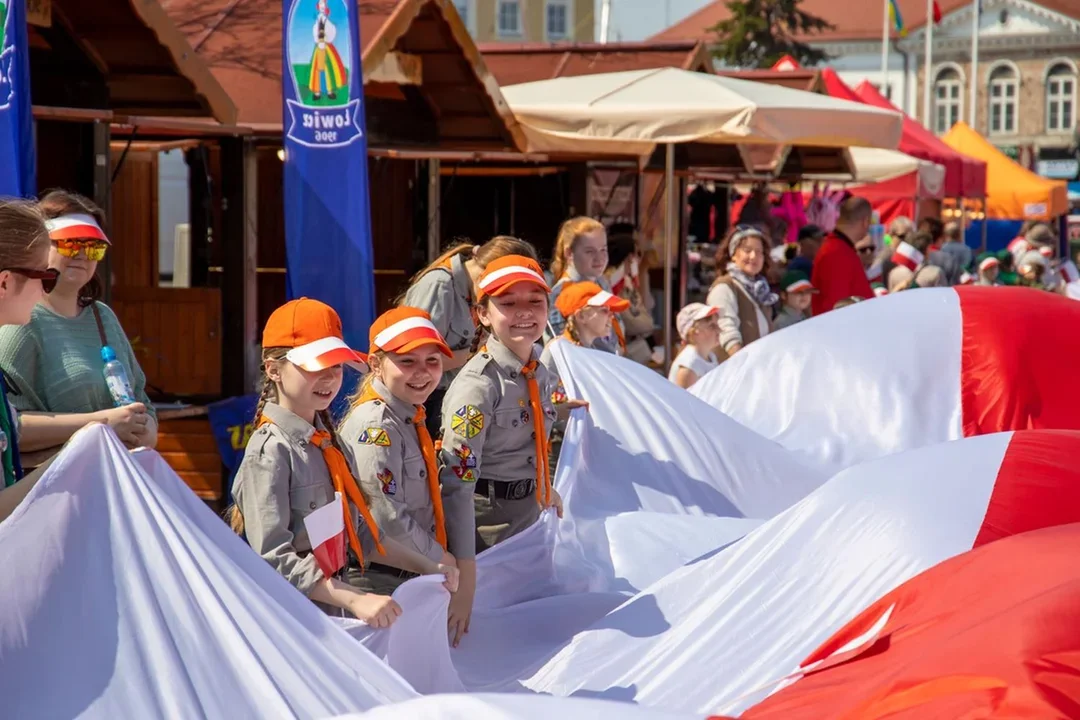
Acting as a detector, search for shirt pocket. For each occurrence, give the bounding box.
[494,406,530,433]
[401,451,430,506]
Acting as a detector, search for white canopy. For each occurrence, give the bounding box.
[502,67,904,156]
[817,147,946,197]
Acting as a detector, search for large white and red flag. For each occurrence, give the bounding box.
[304,491,346,577]
[694,287,1080,474]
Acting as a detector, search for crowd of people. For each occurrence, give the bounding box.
[0,185,1074,640]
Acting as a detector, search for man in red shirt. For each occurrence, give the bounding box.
[811,197,875,315]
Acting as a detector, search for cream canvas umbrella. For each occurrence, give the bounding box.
[503,68,904,367]
[815,148,945,196]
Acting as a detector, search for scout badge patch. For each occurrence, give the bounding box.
[452,444,478,482]
[451,405,484,439]
[377,468,397,495]
[359,428,391,447]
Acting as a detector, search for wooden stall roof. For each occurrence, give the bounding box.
[162,0,525,151]
[44,0,236,122]
[715,68,822,93]
[480,40,714,87]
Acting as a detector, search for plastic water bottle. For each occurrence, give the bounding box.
[101,346,137,407]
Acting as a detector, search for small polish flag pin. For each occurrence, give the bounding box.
[771,55,801,72]
[304,491,346,577]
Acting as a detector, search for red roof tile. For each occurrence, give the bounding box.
[652,0,1080,44]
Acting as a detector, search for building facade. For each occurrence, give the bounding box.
[655,0,1080,179]
[452,0,594,43]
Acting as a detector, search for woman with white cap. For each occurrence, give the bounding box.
[0,190,156,460]
[668,303,720,389]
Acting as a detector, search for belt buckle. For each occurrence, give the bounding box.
[508,479,534,501]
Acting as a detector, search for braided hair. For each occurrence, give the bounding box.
[223,346,289,535]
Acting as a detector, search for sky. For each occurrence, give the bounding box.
[596,0,715,42]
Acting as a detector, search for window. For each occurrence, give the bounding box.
[546,0,570,40]
[1046,63,1076,133]
[497,0,522,37]
[988,65,1019,135]
[933,68,963,134]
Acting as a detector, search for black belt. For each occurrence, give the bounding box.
[367,563,419,580]
[475,477,536,501]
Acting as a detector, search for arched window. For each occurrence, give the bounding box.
[988,64,1019,135]
[933,68,963,134]
[1046,63,1076,133]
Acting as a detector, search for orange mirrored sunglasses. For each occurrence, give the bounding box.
[54,238,108,262]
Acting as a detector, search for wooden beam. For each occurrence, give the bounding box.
[367,52,423,86]
[91,121,112,304]
[242,140,259,392]
[426,158,440,262]
[219,137,249,396]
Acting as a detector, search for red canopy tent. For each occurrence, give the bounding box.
[853,79,987,199]
[818,68,951,224]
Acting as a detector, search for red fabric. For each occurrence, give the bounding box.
[974,430,1080,548]
[853,80,987,199]
[849,172,924,226]
[932,0,943,23]
[958,286,1080,438]
[742,523,1080,720]
[810,233,874,314]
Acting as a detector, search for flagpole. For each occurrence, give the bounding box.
[969,0,979,127]
[923,0,934,128]
[881,0,890,91]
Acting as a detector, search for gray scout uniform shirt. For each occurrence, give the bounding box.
[232,401,380,596]
[341,378,444,564]
[438,337,558,559]
[404,253,475,389]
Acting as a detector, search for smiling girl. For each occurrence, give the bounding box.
[230,299,457,628]
[545,217,621,350]
[341,307,457,596]
[438,254,562,647]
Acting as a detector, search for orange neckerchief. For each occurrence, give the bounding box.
[522,361,553,507]
[481,344,552,506]
[355,384,448,550]
[259,415,385,568]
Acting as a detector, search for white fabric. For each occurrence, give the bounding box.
[0,426,417,718]
[693,288,964,475]
[503,68,904,157]
[336,694,707,720]
[705,282,770,352]
[667,345,718,384]
[346,343,826,694]
[304,490,344,547]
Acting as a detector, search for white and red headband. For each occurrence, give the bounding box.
[890,241,923,272]
[44,214,110,244]
[477,264,550,298]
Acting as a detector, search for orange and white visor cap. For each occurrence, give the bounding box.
[44,213,111,244]
[476,255,550,300]
[369,307,453,358]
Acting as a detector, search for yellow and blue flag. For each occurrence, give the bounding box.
[888,0,907,37]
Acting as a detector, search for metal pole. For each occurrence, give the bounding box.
[881,0,890,94]
[599,0,612,44]
[663,143,675,372]
[923,0,934,128]
[969,0,980,127]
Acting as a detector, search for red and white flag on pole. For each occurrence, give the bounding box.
[303,491,346,577]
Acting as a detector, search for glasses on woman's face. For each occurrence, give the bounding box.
[54,239,108,262]
[4,267,59,294]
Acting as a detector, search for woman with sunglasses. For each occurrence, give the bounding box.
[0,190,156,460]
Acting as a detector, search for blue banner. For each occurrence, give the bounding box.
[207,394,258,495]
[0,0,36,196]
[282,0,375,349]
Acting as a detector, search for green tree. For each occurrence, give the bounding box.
[710,0,835,69]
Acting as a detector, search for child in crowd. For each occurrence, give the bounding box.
[996,250,1019,286]
[975,254,1000,286]
[668,303,720,389]
[439,255,563,647]
[774,271,818,330]
[546,217,621,349]
[230,298,457,627]
[341,307,459,596]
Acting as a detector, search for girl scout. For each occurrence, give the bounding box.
[438,254,563,647]
[539,280,630,374]
[545,217,623,352]
[342,306,456,596]
[230,298,457,628]
[403,236,537,435]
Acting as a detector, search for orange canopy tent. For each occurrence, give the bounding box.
[942,122,1068,221]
